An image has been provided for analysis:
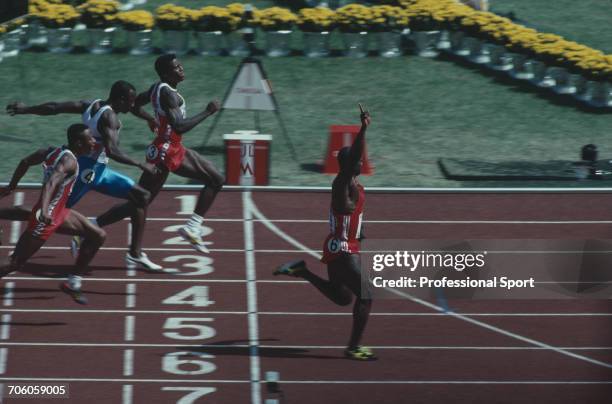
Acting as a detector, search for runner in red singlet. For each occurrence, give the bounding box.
[0,124,106,304]
[121,53,224,252]
[274,105,375,361]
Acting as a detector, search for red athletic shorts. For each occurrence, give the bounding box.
[145,139,186,172]
[26,203,71,241]
[321,234,360,264]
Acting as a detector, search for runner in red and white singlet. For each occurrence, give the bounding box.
[0,124,106,305]
[130,54,224,253]
[322,183,365,263]
[26,146,79,240]
[274,105,376,361]
[146,81,187,172]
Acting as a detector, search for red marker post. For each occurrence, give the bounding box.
[322,125,373,175]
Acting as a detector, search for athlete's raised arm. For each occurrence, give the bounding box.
[159,87,219,135]
[6,100,89,116]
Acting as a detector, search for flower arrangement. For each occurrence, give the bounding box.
[253,7,297,32]
[77,0,121,29]
[296,7,336,33]
[335,4,375,33]
[155,4,197,31]
[35,4,81,28]
[28,0,63,15]
[370,5,409,32]
[192,6,241,33]
[116,10,155,31]
[0,17,27,35]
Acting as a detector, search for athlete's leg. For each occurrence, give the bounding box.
[275,260,353,306]
[331,254,372,351]
[0,231,46,277]
[57,210,106,276]
[173,148,224,217]
[0,206,31,221]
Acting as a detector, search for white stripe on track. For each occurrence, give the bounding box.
[0,314,10,340]
[243,191,261,404]
[123,349,134,376]
[122,384,133,404]
[249,195,612,370]
[124,316,135,342]
[126,284,136,308]
[3,282,14,307]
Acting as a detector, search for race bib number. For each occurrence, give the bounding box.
[80,168,96,184]
[327,238,341,253]
[146,144,159,160]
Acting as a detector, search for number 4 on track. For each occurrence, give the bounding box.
[163,286,215,307]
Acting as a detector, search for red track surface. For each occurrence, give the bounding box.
[1,189,612,403]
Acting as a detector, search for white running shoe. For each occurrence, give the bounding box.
[178,226,208,253]
[70,236,82,258]
[126,252,163,272]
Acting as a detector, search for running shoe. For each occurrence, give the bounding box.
[126,252,163,272]
[60,282,88,305]
[344,346,377,361]
[273,260,306,277]
[70,236,82,258]
[178,226,208,253]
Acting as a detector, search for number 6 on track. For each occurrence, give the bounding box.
[162,351,216,375]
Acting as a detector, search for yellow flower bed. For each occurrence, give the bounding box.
[370,5,410,32]
[297,7,336,33]
[253,7,297,32]
[399,0,611,81]
[193,6,242,33]
[116,10,154,31]
[155,4,197,31]
[78,0,121,29]
[335,4,375,33]
[35,3,80,29]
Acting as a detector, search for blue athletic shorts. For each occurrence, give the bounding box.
[67,157,136,208]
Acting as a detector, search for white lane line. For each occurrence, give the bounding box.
[123,349,134,376]
[127,222,132,249]
[103,217,612,225]
[124,316,135,342]
[0,314,11,340]
[0,376,608,385]
[1,308,610,317]
[3,282,14,306]
[122,384,133,404]
[0,377,248,383]
[9,192,24,244]
[1,342,612,350]
[126,284,136,308]
[0,348,7,374]
[249,195,612,370]
[243,191,261,404]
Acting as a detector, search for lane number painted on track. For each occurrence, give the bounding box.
[163,286,215,307]
[162,225,213,246]
[162,318,216,341]
[162,255,214,277]
[175,195,197,216]
[162,351,216,375]
[161,387,216,404]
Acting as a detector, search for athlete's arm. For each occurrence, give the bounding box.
[39,154,76,224]
[348,104,370,168]
[331,174,355,214]
[160,87,219,135]
[131,86,157,130]
[6,100,89,116]
[99,112,157,175]
[0,148,51,199]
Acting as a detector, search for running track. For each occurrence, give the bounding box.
[0,188,611,403]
